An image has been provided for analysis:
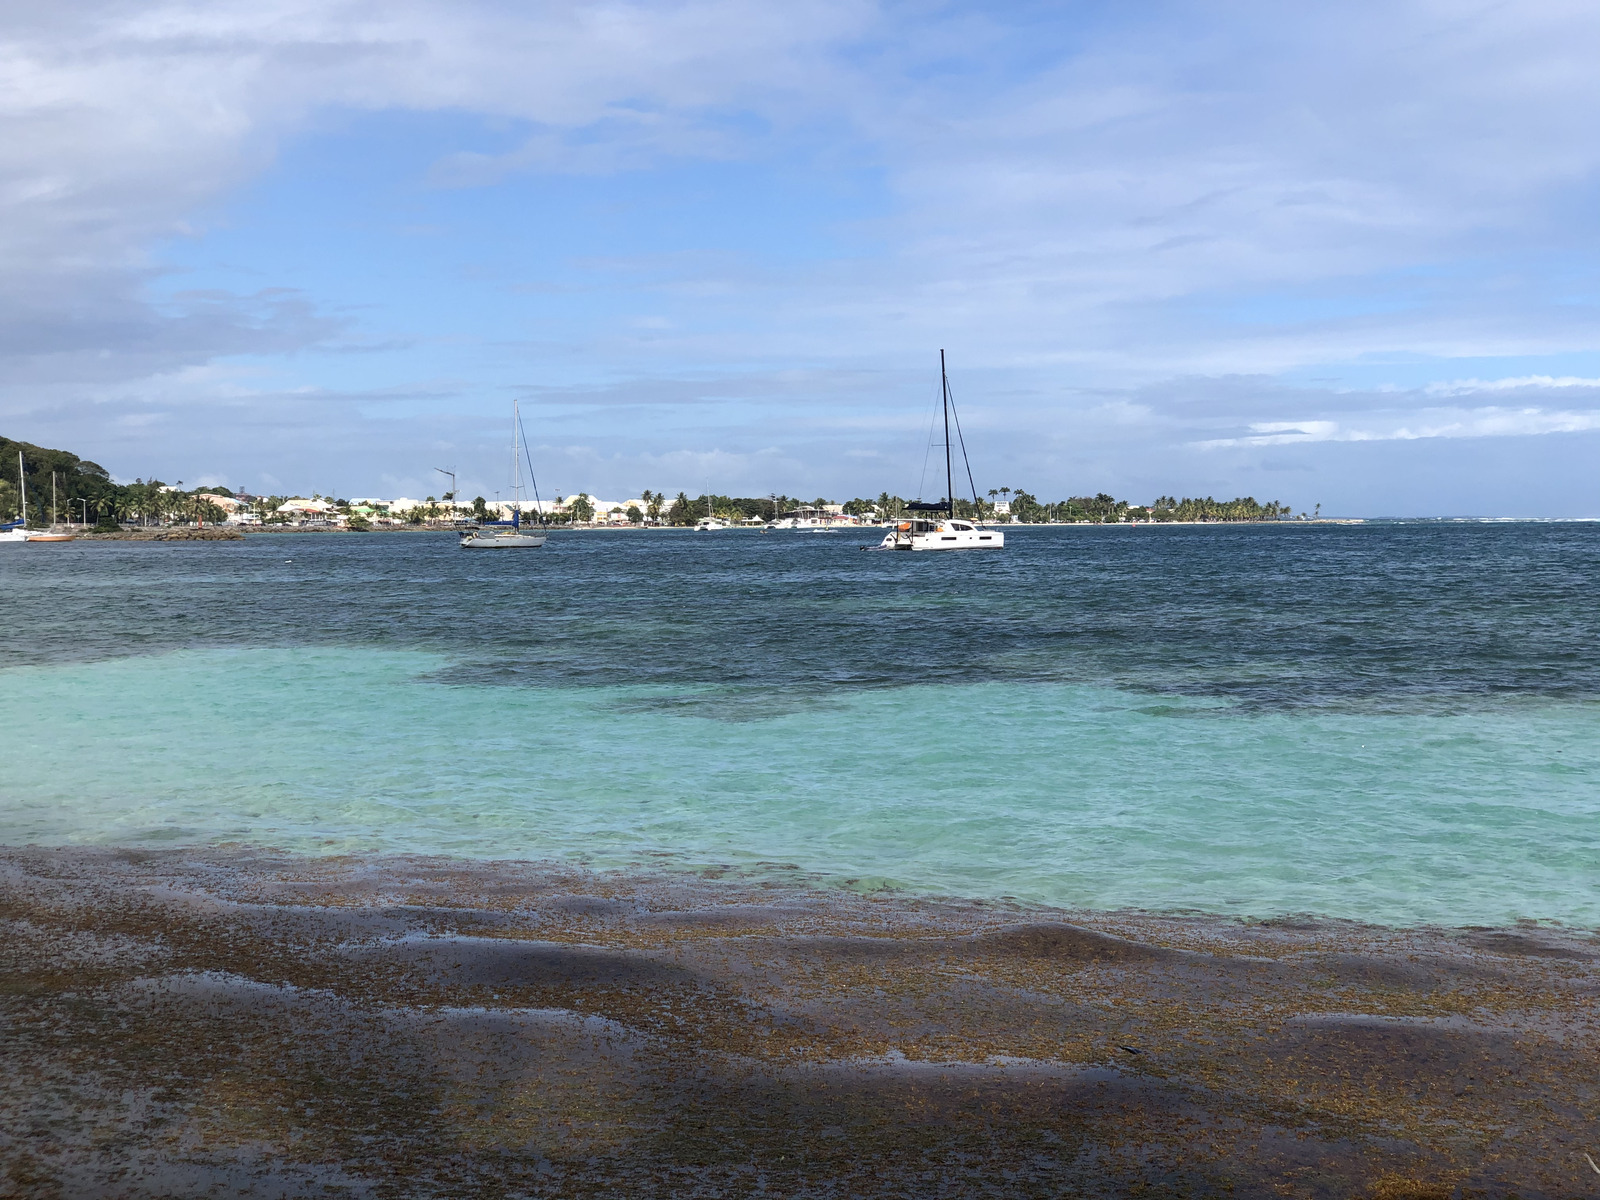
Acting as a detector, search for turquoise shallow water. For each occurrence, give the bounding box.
[2,525,1598,925]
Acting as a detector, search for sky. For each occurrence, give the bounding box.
[3,0,1599,515]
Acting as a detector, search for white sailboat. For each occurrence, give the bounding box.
[460,401,548,549]
[1,451,33,542]
[694,484,730,530]
[878,351,1004,551]
[28,470,76,542]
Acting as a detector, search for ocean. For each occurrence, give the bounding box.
[3,522,1596,927]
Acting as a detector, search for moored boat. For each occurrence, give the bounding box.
[460,400,549,549]
[1,451,28,542]
[878,351,1004,551]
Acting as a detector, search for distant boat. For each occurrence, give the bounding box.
[460,401,548,549]
[695,481,733,530]
[0,450,28,542]
[878,351,1004,551]
[2,451,73,543]
[27,469,76,542]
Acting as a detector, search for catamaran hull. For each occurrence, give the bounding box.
[880,528,1004,550]
[459,533,547,548]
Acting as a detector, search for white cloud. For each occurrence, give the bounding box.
[1422,375,1600,397]
[1200,405,1600,447]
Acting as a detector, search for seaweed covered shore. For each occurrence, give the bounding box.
[2,847,1596,1198]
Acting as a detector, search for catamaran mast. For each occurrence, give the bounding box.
[941,349,955,520]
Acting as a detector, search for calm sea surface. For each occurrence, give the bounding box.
[3,523,1597,926]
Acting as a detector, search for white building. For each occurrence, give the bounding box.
[275,498,345,526]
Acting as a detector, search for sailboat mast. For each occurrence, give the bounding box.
[941,349,955,521]
[512,400,521,529]
[17,451,26,528]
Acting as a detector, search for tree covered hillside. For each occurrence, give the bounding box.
[0,437,119,525]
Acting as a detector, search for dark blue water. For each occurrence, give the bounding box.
[5,523,1599,712]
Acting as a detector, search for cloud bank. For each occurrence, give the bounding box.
[1,0,1599,512]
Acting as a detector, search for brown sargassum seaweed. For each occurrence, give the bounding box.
[1,847,1596,1198]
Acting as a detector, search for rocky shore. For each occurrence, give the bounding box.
[2,847,1595,1198]
[74,526,244,541]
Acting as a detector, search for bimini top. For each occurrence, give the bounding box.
[904,501,951,512]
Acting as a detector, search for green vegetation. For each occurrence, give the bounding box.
[2,435,276,529]
[825,491,1294,523]
[4,433,1304,532]
[568,487,1299,526]
[1,436,119,526]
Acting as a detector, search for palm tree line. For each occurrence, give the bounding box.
[1,435,1305,530]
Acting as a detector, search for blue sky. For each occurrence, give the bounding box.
[4,0,1600,514]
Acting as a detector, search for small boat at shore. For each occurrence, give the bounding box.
[460,401,548,549]
[1,451,29,542]
[2,451,74,542]
[878,351,1004,551]
[29,470,77,541]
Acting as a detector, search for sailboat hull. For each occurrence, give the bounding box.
[459,532,547,548]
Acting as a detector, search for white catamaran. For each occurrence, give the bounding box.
[460,401,548,549]
[878,351,1004,551]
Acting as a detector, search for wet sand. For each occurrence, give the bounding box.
[2,847,1595,1198]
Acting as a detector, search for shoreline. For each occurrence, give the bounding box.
[4,844,1595,1197]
